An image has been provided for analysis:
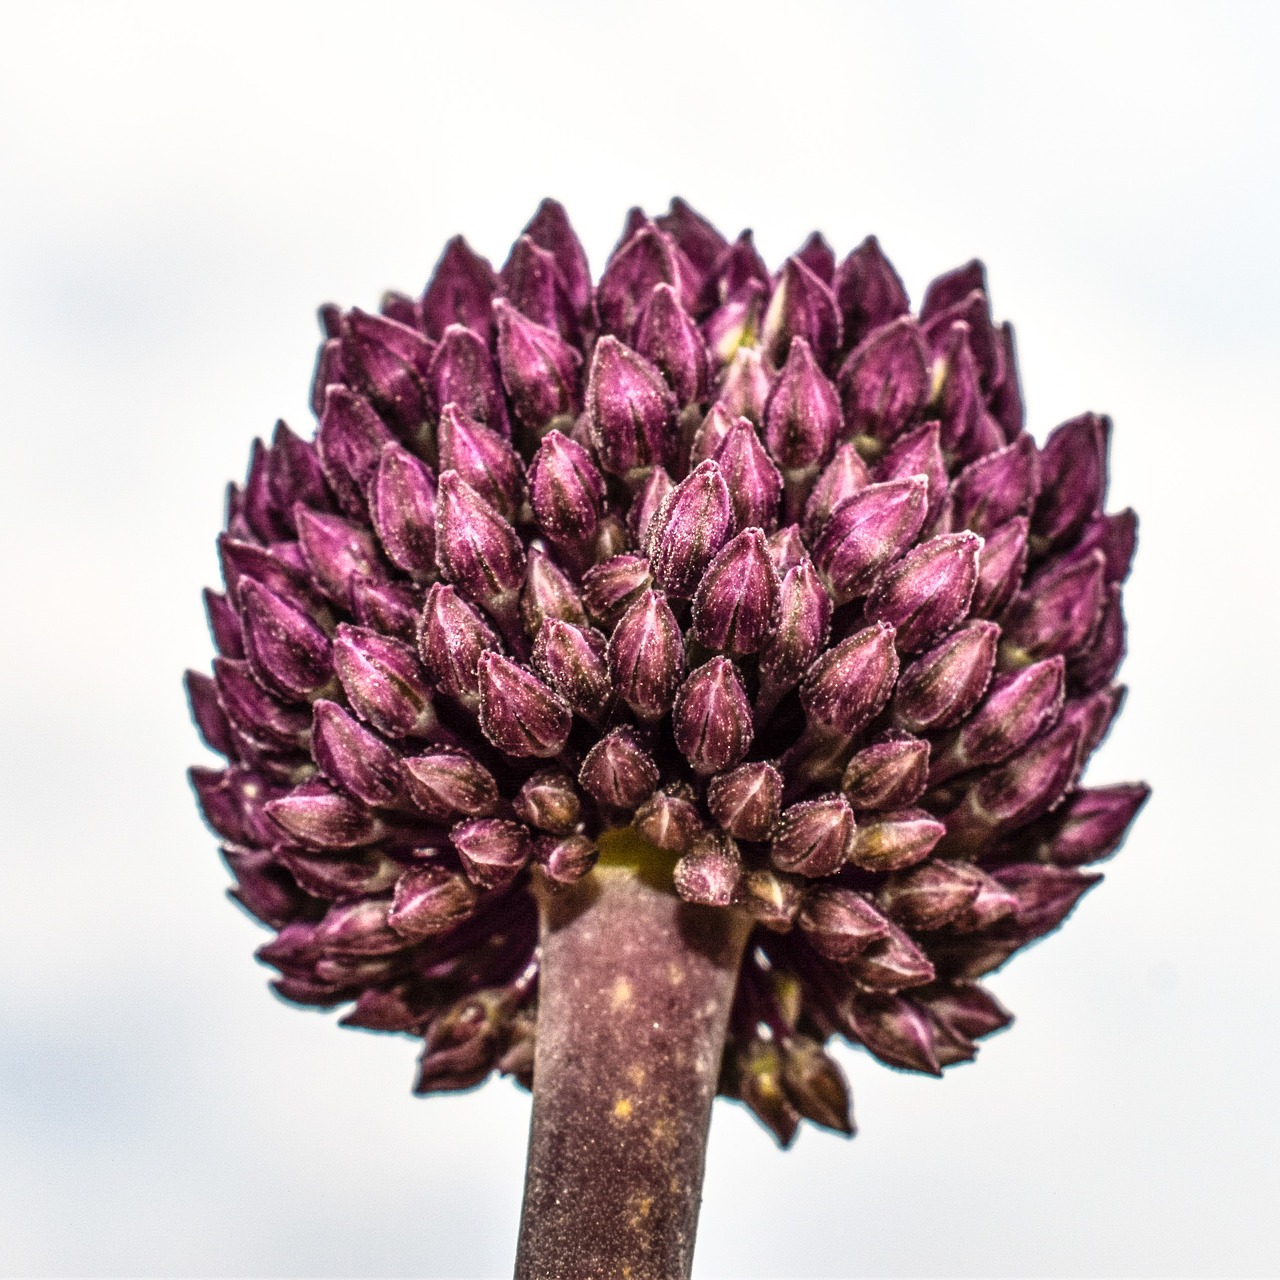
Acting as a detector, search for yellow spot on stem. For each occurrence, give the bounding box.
[614,1097,633,1119]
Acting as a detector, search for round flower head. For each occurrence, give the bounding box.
[188,199,1147,1144]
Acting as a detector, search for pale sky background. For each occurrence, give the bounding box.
[1,2,1278,1276]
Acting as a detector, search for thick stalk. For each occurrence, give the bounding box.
[515,830,752,1280]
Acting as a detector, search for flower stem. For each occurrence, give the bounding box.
[514,831,752,1280]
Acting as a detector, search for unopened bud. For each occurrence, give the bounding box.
[477,652,573,758]
[311,700,411,810]
[646,460,734,598]
[865,532,983,654]
[581,553,653,625]
[780,1035,854,1135]
[451,817,533,890]
[762,336,841,472]
[994,863,1101,939]
[400,750,499,821]
[237,579,332,702]
[1001,551,1107,665]
[800,622,899,738]
[633,282,709,405]
[875,421,948,528]
[578,728,660,810]
[520,546,587,637]
[587,336,678,481]
[417,583,500,705]
[892,621,999,734]
[713,416,784,533]
[522,198,593,319]
[437,403,524,520]
[761,256,842,368]
[833,235,909,350]
[691,529,781,655]
[1032,413,1109,551]
[841,734,930,810]
[836,317,930,447]
[844,994,941,1076]
[608,589,686,722]
[627,467,674,549]
[707,761,783,841]
[513,770,582,835]
[597,224,684,338]
[500,234,579,341]
[797,886,889,960]
[493,297,582,432]
[1023,782,1150,867]
[535,833,599,884]
[434,472,526,614]
[970,515,1029,619]
[388,864,480,940]
[759,557,832,687]
[673,658,754,776]
[848,807,947,872]
[528,429,606,547]
[531,618,612,721]
[951,434,1040,535]
[633,787,705,853]
[847,920,935,992]
[333,623,436,738]
[316,385,395,518]
[370,442,437,579]
[339,309,434,432]
[315,896,405,957]
[813,475,929,604]
[877,859,983,930]
[771,795,857,877]
[420,235,498,341]
[802,442,871,541]
[718,346,773,424]
[673,833,742,907]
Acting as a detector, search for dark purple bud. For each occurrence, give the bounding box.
[627,467,674,549]
[400,750,498,821]
[370,442,437,579]
[493,297,582,433]
[800,622,900,738]
[532,618,612,721]
[434,472,526,614]
[892,621,999,733]
[633,283,709,406]
[379,289,420,328]
[729,1038,799,1148]
[633,787,705,853]
[1060,682,1125,761]
[332,623,436,738]
[437,403,524,521]
[388,864,480,940]
[700,229,770,310]
[295,506,385,611]
[947,870,1020,934]
[987,320,1024,436]
[932,322,1002,467]
[528,430,606,548]
[920,260,986,323]
[317,382,396,520]
[309,336,347,419]
[767,525,807,575]
[771,795,857,877]
[415,990,510,1093]
[268,421,331,532]
[803,442,871,541]
[243,439,288,543]
[875,421,948,528]
[186,670,235,757]
[848,807,946,872]
[691,529,781,655]
[837,317,931,446]
[994,863,1101,939]
[581,553,652,625]
[923,984,1012,1053]
[673,658,753,776]
[762,337,841,472]
[237,579,332,701]
[205,588,245,659]
[688,402,734,469]
[1002,550,1107,663]
[673,833,742,907]
[351,576,420,646]
[315,896,405,957]
[878,859,983,930]
[535,833,599,885]
[922,288,999,393]
[841,734,930,810]
[521,547,587,637]
[781,1035,854,1135]
[522,198,593,318]
[646,460,734,598]
[795,231,836,285]
[761,256,842,368]
[1068,584,1125,692]
[1032,413,1110,550]
[970,515,1029,619]
[340,985,433,1033]
[844,994,941,1076]
[277,846,401,900]
[339,309,434,432]
[847,922,935,992]
[587,336,678,481]
[266,779,384,849]
[735,868,805,931]
[212,659,310,750]
[656,197,730,280]
[420,235,498,341]
[451,817,533,890]
[608,589,686,722]
[759,557,832,686]
[951,434,1040,536]
[1025,783,1150,867]
[311,700,409,809]
[222,846,309,929]
[833,236,910,351]
[797,886,889,960]
[865,532,983,654]
[707,761,783,841]
[218,535,318,616]
[477,652,573,759]
[428,323,511,440]
[597,225,683,338]
[712,416,784,534]
[513,770,582,835]
[578,728,659,810]
[501,234,579,340]
[717,346,773,424]
[813,475,929,604]
[1072,509,1138,585]
[417,583,501,704]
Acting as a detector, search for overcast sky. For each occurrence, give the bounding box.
[1,2,1278,1275]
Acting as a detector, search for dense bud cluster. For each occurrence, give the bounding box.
[188,198,1146,1144]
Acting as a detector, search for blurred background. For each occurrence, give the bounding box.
[1,1,1277,1275]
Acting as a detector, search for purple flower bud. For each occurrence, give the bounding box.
[781,1035,854,1136]
[932,656,1066,783]
[597,224,684,338]
[767,525,807,574]
[477,652,573,759]
[771,795,857,877]
[865,531,983,654]
[633,787,705,853]
[848,807,946,872]
[522,198,593,319]
[970,515,1029,619]
[645,460,734,598]
[237,579,332,702]
[892,620,999,733]
[1068,584,1125,692]
[931,322,1003,467]
[797,886,889,959]
[535,833,600,885]
[688,402,734,469]
[311,700,410,810]
[1002,550,1107,664]
[528,430,606,549]
[700,229,769,310]
[277,846,401,901]
[316,386,395,518]
[1072,509,1138,585]
[379,290,420,328]
[420,235,498,341]
[437,403,524,521]
[762,337,841,472]
[332,623,436,738]
[427,324,511,441]
[702,280,767,366]
[520,547,587,637]
[875,421,949,529]
[417,583,501,704]
[587,336,678,481]
[627,467,674,549]
[339,309,434,432]
[802,442,871,541]
[369,443,437,579]
[833,235,909,351]
[846,921,935,992]
[841,734,930,810]
[314,896,406,957]
[415,989,511,1093]
[947,870,1020,934]
[836,317,931,447]
[706,761,783,842]
[691,529,781,655]
[513,770,582,835]
[673,658,754,776]
[222,846,311,929]
[434,472,527,618]
[718,346,773,424]
[920,260,986,323]
[761,256,842,368]
[994,863,1101,939]
[451,817,533,890]
[633,283,709,406]
[186,670,235,757]
[205,588,245,659]
[1023,783,1151,866]
[1061,683,1125,761]
[581,553,652,625]
[759,556,832,687]
[878,862,980,933]
[309,336,347,419]
[1032,413,1109,551]
[735,868,805,931]
[295,506,385,611]
[493,297,582,433]
[800,622,900,738]
[845,994,941,1076]
[213,659,312,750]
[501,234,580,341]
[192,766,281,846]
[674,833,742,907]
[732,1037,800,1148]
[388,864,480,940]
[266,779,384,849]
[711,416,784,534]
[656,197,730,280]
[795,231,836,285]
[351,576,420,646]
[400,750,499,820]
[268,421,331,531]
[531,618,612,721]
[218,534,319,617]
[813,475,929,604]
[951,434,1040,536]
[578,728,660,810]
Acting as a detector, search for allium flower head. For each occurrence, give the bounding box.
[188,198,1147,1143]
